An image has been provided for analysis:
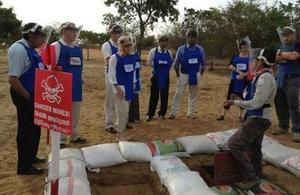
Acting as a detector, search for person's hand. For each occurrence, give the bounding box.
[116,86,125,98]
[223,100,234,109]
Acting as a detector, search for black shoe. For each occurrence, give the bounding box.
[18,166,44,175]
[60,143,66,149]
[70,137,87,144]
[146,115,153,121]
[126,123,133,129]
[32,157,46,164]
[216,115,224,121]
[159,115,165,119]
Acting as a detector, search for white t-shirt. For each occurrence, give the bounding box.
[101,39,118,64]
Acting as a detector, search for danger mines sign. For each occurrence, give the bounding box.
[34,69,72,135]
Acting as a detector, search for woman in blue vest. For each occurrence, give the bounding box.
[225,48,277,188]
[217,40,249,122]
[146,35,173,121]
[108,35,136,141]
[128,37,141,124]
[51,22,87,148]
[8,23,46,175]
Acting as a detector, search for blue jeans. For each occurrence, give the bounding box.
[275,77,300,132]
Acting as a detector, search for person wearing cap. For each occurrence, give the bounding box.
[225,48,277,188]
[146,35,173,121]
[101,24,123,133]
[217,40,249,122]
[8,22,46,175]
[51,22,87,148]
[169,29,206,119]
[128,36,141,124]
[273,26,300,142]
[108,35,136,141]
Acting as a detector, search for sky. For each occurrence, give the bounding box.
[1,0,297,33]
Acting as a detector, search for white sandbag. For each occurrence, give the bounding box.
[183,189,217,195]
[262,135,279,147]
[262,143,300,167]
[118,141,152,162]
[150,155,190,184]
[206,129,238,150]
[45,177,92,195]
[281,155,300,178]
[48,148,85,162]
[81,143,127,169]
[58,159,88,179]
[164,171,216,195]
[176,135,219,154]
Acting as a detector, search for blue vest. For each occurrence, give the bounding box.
[57,42,83,101]
[132,52,141,93]
[153,48,173,88]
[180,45,203,85]
[115,53,136,101]
[277,42,300,87]
[244,71,272,119]
[230,55,249,93]
[18,42,45,94]
[109,41,118,55]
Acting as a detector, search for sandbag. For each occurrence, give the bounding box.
[150,155,190,184]
[44,177,92,195]
[58,159,88,180]
[118,141,152,162]
[206,129,237,150]
[146,140,185,156]
[262,142,300,167]
[281,155,300,178]
[262,135,279,147]
[81,143,127,169]
[183,189,218,195]
[164,171,216,195]
[176,135,219,154]
[48,148,85,162]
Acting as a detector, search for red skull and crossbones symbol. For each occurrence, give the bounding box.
[41,75,64,104]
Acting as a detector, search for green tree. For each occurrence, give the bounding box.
[103,0,179,50]
[0,0,22,43]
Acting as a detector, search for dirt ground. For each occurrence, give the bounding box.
[0,48,299,195]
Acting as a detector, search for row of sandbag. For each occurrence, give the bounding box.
[45,149,92,195]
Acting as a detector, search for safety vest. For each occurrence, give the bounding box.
[108,41,118,55]
[153,48,173,88]
[132,52,141,93]
[230,55,249,93]
[277,42,300,87]
[57,41,83,101]
[18,42,45,94]
[115,53,136,101]
[244,71,272,119]
[180,45,203,85]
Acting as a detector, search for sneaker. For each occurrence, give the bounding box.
[105,127,117,134]
[217,115,224,121]
[32,157,46,164]
[292,132,300,142]
[70,137,87,144]
[272,128,288,135]
[168,114,176,119]
[159,115,165,119]
[146,115,153,121]
[187,115,197,119]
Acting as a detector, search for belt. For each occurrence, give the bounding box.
[286,74,300,79]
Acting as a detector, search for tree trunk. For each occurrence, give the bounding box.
[137,22,145,55]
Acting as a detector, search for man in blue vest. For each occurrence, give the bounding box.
[225,48,277,188]
[51,22,87,148]
[101,24,123,133]
[272,27,300,142]
[169,29,206,119]
[8,22,46,175]
[146,35,173,121]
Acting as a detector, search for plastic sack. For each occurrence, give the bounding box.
[176,135,219,154]
[281,155,300,178]
[146,140,185,156]
[58,159,88,180]
[48,148,85,162]
[118,141,152,162]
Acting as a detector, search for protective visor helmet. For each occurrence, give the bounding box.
[22,23,45,36]
[257,48,276,67]
[108,24,123,34]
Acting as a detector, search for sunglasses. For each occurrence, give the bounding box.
[65,27,79,32]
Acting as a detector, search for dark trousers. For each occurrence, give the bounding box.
[228,117,271,180]
[274,77,300,132]
[128,94,140,122]
[10,88,41,173]
[147,75,169,117]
